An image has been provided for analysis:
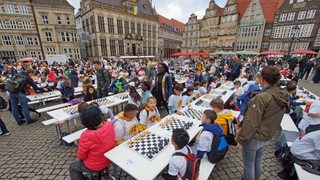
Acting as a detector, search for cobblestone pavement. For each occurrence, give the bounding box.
[0,79,319,180]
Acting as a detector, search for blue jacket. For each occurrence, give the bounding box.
[237,84,261,115]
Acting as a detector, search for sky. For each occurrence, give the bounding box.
[67,0,227,23]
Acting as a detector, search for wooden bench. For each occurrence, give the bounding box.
[62,128,86,144]
[199,158,216,179]
[42,118,58,126]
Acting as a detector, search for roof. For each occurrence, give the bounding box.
[237,0,250,19]
[158,14,185,30]
[31,0,73,9]
[261,0,285,23]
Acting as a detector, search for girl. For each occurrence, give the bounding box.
[128,86,141,108]
[185,73,195,87]
[82,78,92,94]
[140,81,153,104]
[59,76,75,103]
[168,83,183,115]
[138,97,161,130]
[182,86,194,108]
[83,85,98,102]
[199,80,208,96]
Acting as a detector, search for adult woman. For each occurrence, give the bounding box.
[236,66,289,180]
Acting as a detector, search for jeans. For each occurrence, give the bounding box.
[302,69,311,80]
[0,119,9,133]
[298,67,304,78]
[9,92,31,123]
[69,159,101,180]
[312,70,320,83]
[242,139,268,180]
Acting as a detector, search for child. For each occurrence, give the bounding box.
[128,86,141,108]
[168,83,184,115]
[182,86,194,108]
[140,81,153,104]
[190,110,228,159]
[199,80,208,96]
[210,98,234,136]
[139,97,161,129]
[209,76,219,89]
[58,76,75,103]
[113,104,140,145]
[69,106,115,180]
[286,82,306,125]
[82,78,92,94]
[83,85,98,102]
[163,128,190,180]
[193,81,201,99]
[298,101,320,132]
[229,80,244,106]
[291,72,299,84]
[185,73,195,87]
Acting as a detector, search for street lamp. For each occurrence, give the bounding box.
[287,25,300,56]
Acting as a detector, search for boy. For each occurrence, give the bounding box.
[113,104,140,145]
[191,110,228,159]
[298,101,320,132]
[182,86,194,108]
[69,106,115,180]
[168,83,184,115]
[210,98,234,136]
[163,129,190,180]
[199,80,208,96]
[229,80,244,106]
[193,81,201,99]
[286,82,305,125]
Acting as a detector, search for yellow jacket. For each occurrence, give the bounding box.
[215,110,234,136]
[195,62,204,72]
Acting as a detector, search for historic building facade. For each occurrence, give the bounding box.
[79,0,159,59]
[0,0,42,61]
[236,0,266,52]
[199,0,222,53]
[158,15,184,58]
[269,0,320,52]
[181,13,201,53]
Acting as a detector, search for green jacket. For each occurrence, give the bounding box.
[237,85,289,145]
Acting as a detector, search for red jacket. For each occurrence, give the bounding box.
[48,71,56,82]
[77,122,115,171]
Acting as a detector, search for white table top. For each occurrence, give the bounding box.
[27,91,61,101]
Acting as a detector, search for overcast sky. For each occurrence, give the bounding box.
[67,0,227,23]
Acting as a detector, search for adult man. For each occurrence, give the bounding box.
[312,58,320,83]
[287,57,298,72]
[9,69,46,125]
[298,56,308,79]
[94,61,110,98]
[302,58,315,80]
[230,59,242,81]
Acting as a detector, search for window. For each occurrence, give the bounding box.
[66,32,70,42]
[143,24,146,36]
[19,51,27,57]
[42,15,48,24]
[14,36,24,45]
[148,25,151,38]
[18,5,28,14]
[152,26,156,38]
[34,37,39,45]
[100,39,107,56]
[119,40,124,56]
[30,51,36,57]
[117,19,123,34]
[46,48,56,54]
[131,22,135,33]
[45,32,52,42]
[287,13,295,21]
[110,40,116,56]
[289,0,293,4]
[90,16,94,33]
[2,36,11,45]
[108,18,114,34]
[26,37,33,45]
[5,5,15,14]
[10,20,19,29]
[57,16,61,25]
[297,11,306,20]
[68,48,72,54]
[66,16,70,25]
[60,32,65,41]
[0,21,6,29]
[22,21,31,29]
[98,16,105,33]
[279,14,287,22]
[37,52,42,60]
[264,29,271,36]
[72,33,77,42]
[306,10,316,19]
[124,21,129,34]
[63,48,68,54]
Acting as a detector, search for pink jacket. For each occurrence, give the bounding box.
[77,122,115,170]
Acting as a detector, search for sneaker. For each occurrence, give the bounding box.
[0,132,10,136]
[27,119,38,124]
[277,170,290,179]
[17,120,26,126]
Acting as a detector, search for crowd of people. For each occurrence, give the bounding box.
[0,54,319,179]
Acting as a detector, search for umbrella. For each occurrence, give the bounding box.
[170,52,183,57]
[182,52,198,56]
[225,51,236,55]
[210,51,226,55]
[236,50,259,55]
[290,49,318,55]
[197,52,209,56]
[259,50,284,55]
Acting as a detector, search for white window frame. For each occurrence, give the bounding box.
[30,51,36,57]
[279,14,287,22]
[57,16,61,25]
[298,11,306,20]
[66,16,70,25]
[26,37,33,45]
[18,5,28,14]
[14,36,24,45]
[287,13,295,21]
[0,20,6,29]
[306,10,316,19]
[34,37,39,45]
[45,32,52,42]
[10,20,19,29]
[5,4,15,14]
[42,15,48,24]
[2,36,11,45]
[22,21,31,29]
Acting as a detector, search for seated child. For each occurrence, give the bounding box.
[82,78,93,94]
[210,98,234,135]
[128,86,141,108]
[83,85,98,102]
[229,80,244,106]
[69,106,115,180]
[199,80,208,96]
[298,101,320,132]
[163,129,190,180]
[286,82,306,125]
[209,76,219,89]
[168,83,184,115]
[182,86,194,108]
[113,104,140,145]
[193,81,201,99]
[190,110,228,161]
[140,81,153,104]
[139,97,161,129]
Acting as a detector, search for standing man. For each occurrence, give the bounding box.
[298,56,308,79]
[230,59,242,81]
[146,63,156,85]
[312,58,320,83]
[94,61,110,98]
[302,58,315,80]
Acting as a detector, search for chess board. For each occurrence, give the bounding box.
[182,108,202,120]
[203,94,216,100]
[63,105,78,115]
[127,132,170,160]
[93,98,114,106]
[195,99,210,108]
[159,117,193,131]
[114,93,128,100]
[34,92,58,98]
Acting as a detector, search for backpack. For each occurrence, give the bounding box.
[0,96,8,110]
[173,146,201,180]
[205,129,228,163]
[115,81,124,93]
[5,74,26,94]
[224,119,238,146]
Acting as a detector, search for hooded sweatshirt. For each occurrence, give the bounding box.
[215,110,235,136]
[236,84,261,116]
[77,122,115,171]
[237,85,289,144]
